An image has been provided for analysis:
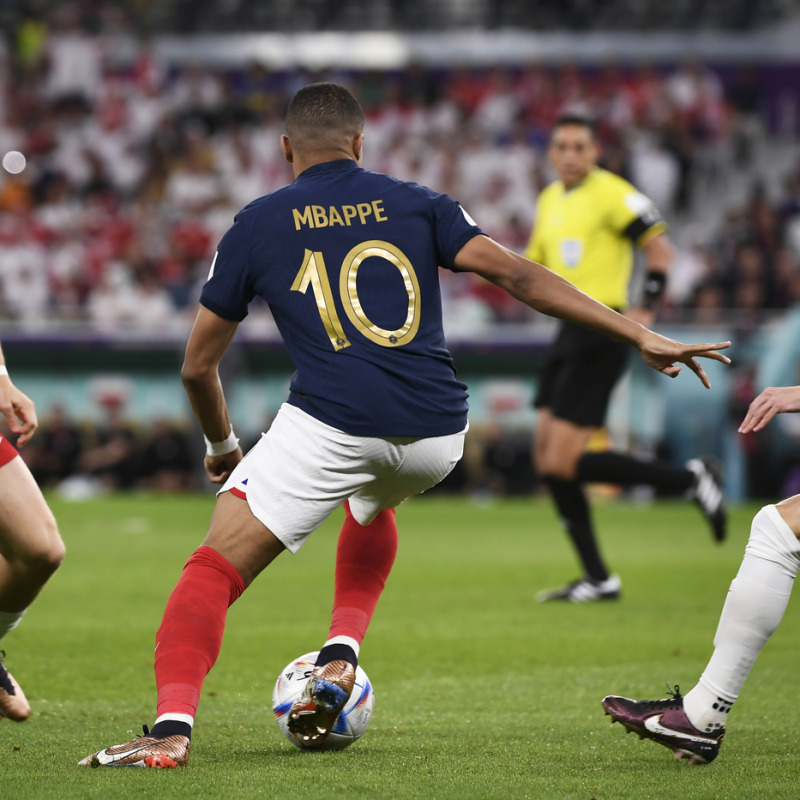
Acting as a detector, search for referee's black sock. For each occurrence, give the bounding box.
[576,452,694,493]
[542,476,609,582]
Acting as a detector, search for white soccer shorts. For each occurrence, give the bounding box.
[220,403,466,553]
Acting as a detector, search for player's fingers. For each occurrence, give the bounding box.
[1,406,20,434]
[739,400,776,433]
[683,357,712,389]
[697,351,732,365]
[16,429,34,448]
[659,364,682,379]
[679,342,732,364]
[684,341,731,354]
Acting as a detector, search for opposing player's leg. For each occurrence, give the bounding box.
[602,497,800,763]
[289,502,397,745]
[534,410,619,601]
[0,451,65,721]
[79,492,283,767]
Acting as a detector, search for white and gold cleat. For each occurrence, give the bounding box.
[78,730,190,768]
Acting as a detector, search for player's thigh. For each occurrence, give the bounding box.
[0,456,61,562]
[349,428,466,524]
[220,404,375,553]
[203,491,286,587]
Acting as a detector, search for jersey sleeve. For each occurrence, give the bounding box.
[199,212,254,321]
[609,183,667,244]
[430,192,485,269]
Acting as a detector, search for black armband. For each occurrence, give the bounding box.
[642,270,667,311]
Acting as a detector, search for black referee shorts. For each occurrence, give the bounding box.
[534,320,630,428]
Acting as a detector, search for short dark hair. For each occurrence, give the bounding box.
[285,82,365,147]
[551,113,597,138]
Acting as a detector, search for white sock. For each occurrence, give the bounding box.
[684,505,800,734]
[323,635,360,658]
[0,609,25,642]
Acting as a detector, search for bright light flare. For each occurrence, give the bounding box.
[2,151,27,174]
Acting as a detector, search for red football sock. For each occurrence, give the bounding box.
[329,502,398,645]
[154,545,245,719]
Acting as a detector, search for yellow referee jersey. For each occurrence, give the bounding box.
[524,167,667,310]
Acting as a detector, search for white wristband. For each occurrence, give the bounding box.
[0,366,7,378]
[204,429,240,457]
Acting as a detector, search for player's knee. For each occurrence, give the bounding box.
[27,515,65,576]
[746,505,800,568]
[774,495,800,540]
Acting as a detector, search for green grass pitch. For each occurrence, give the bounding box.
[2,493,799,799]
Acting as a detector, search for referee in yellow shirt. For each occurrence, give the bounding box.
[528,114,726,603]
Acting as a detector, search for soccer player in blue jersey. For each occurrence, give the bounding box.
[80,82,730,768]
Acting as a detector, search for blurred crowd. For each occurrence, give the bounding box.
[17,403,200,493]
[0,7,798,336]
[2,0,785,34]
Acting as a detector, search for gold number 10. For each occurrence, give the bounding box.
[290,240,421,351]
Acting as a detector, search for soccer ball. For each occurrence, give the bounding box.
[272,651,375,750]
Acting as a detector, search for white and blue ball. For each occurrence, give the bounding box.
[272,651,375,750]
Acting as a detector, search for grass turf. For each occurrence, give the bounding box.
[2,493,798,799]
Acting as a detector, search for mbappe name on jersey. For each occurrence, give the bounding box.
[293,199,388,230]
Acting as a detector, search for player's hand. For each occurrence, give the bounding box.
[738,385,800,433]
[637,330,731,389]
[204,447,243,484]
[0,376,38,448]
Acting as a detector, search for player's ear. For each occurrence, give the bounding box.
[281,135,293,164]
[352,133,364,165]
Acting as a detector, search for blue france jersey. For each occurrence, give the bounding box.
[200,159,482,437]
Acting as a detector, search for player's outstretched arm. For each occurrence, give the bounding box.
[453,235,730,388]
[182,306,243,483]
[738,385,800,433]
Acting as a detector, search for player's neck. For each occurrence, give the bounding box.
[293,152,359,178]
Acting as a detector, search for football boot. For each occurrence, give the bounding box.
[0,651,30,721]
[537,574,621,603]
[602,686,724,765]
[79,727,190,768]
[287,660,355,747]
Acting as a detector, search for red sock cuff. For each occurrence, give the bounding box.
[189,545,246,606]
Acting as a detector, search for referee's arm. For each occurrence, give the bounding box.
[626,231,674,326]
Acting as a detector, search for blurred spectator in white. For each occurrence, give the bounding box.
[44,6,106,102]
[86,264,138,333]
[666,243,715,307]
[628,131,680,214]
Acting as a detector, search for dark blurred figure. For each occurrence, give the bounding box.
[20,405,84,487]
[139,418,196,491]
[78,403,140,489]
